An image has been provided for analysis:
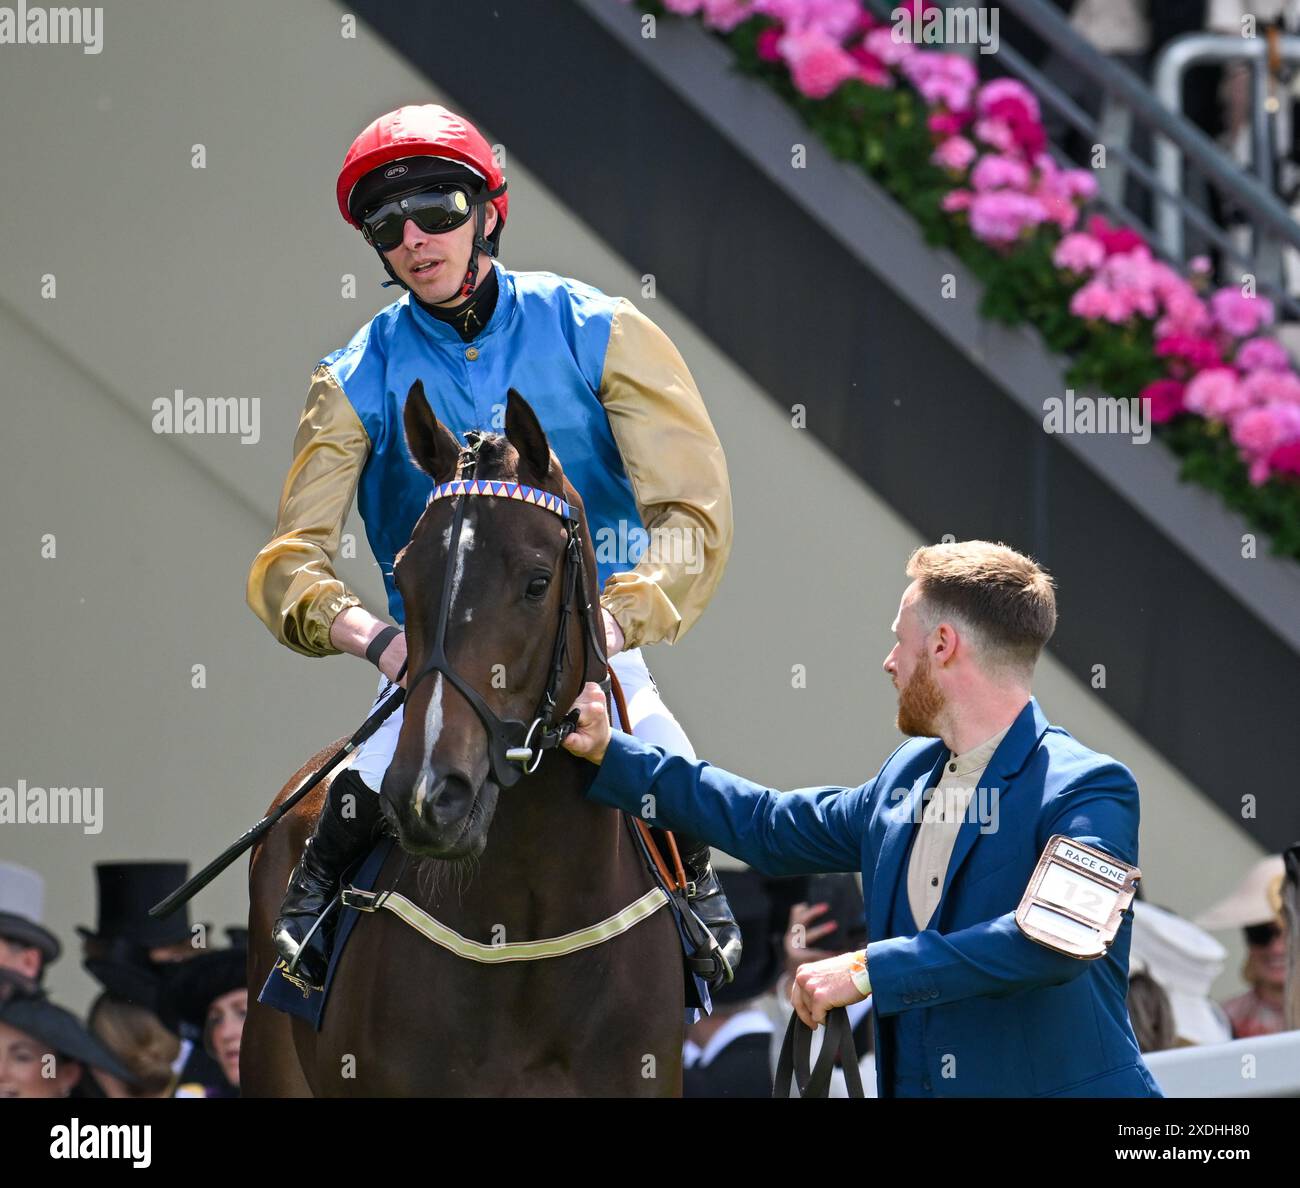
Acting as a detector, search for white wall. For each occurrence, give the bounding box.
[0,0,1259,1014]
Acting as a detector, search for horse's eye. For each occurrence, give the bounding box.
[526,576,551,600]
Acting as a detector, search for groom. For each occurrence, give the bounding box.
[563,540,1161,1098]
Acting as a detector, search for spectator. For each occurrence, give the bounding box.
[158,930,248,1097]
[86,994,181,1098]
[0,987,136,1099]
[683,871,782,1098]
[1196,855,1290,1037]
[78,861,227,1091]
[0,862,60,989]
[774,874,877,1097]
[1129,900,1232,1047]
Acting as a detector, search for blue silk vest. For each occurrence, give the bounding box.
[322,263,644,624]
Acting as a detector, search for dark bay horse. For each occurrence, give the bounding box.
[242,385,684,1096]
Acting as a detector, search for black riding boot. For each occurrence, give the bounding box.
[272,767,383,986]
[675,833,743,988]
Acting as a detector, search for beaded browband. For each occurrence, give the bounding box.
[428,479,576,521]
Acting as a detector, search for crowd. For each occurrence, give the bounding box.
[0,851,1289,1098]
[0,861,245,1099]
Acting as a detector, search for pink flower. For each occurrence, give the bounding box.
[1053,232,1105,274]
[1267,439,1300,479]
[1070,279,1131,323]
[976,78,1041,126]
[970,153,1030,191]
[702,0,755,31]
[1085,214,1146,256]
[1209,288,1275,338]
[663,0,706,13]
[1236,337,1291,372]
[846,41,893,87]
[928,110,969,137]
[1060,168,1097,201]
[1231,402,1300,465]
[931,136,976,173]
[756,24,784,61]
[901,51,978,111]
[1239,368,1300,407]
[969,190,1046,246]
[1140,379,1186,424]
[941,188,973,212]
[972,118,1016,153]
[1154,286,1212,339]
[1189,255,1212,275]
[863,26,915,66]
[777,27,861,98]
[1183,367,1249,421]
[1155,334,1222,374]
[756,0,862,39]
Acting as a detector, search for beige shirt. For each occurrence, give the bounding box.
[905,726,1010,931]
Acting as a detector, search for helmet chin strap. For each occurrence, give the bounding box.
[376,203,498,299]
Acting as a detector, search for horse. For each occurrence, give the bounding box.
[242,384,685,1096]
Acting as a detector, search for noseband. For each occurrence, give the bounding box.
[403,435,609,787]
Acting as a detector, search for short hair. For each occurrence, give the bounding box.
[905,540,1057,677]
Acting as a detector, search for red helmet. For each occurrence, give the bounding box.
[336,104,508,235]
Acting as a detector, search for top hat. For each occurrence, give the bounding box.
[78,863,199,1009]
[77,862,194,949]
[0,861,61,966]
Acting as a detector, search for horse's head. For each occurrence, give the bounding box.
[379,381,604,859]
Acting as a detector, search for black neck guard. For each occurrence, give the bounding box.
[412,260,499,343]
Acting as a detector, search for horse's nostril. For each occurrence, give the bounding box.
[414,772,476,830]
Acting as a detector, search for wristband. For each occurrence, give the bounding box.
[365,625,400,668]
[849,949,872,998]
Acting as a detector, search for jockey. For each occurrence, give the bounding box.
[246,104,740,989]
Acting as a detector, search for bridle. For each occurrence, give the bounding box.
[401,434,610,788]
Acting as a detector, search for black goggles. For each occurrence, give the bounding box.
[1245,921,1282,946]
[360,184,483,251]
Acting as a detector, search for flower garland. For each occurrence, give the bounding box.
[621,0,1300,559]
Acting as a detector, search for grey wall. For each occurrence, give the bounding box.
[0,0,1259,1014]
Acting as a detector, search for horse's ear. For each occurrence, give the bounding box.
[504,388,552,483]
[404,379,461,482]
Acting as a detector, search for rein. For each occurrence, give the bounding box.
[403,433,610,787]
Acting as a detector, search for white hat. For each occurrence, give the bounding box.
[1130,901,1232,1046]
[0,861,61,964]
[1193,855,1285,931]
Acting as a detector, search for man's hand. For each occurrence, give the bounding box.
[790,951,869,1029]
[601,607,625,659]
[561,681,613,764]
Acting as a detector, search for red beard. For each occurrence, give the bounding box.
[896,652,945,737]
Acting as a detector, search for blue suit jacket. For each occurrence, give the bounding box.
[586,697,1162,1098]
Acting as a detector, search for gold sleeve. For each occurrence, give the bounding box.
[245,365,370,657]
[597,298,733,650]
